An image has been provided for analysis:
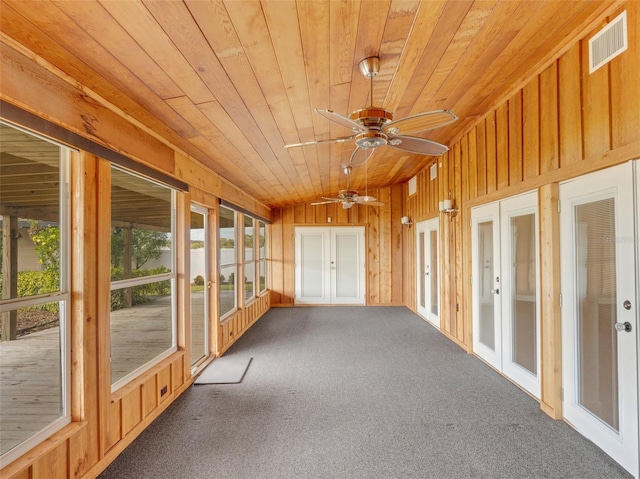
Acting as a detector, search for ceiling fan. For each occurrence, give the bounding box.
[311,165,383,209]
[284,56,458,166]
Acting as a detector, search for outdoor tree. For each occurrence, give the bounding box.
[111,228,170,268]
[30,225,60,272]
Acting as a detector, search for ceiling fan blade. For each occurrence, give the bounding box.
[315,109,366,133]
[357,200,384,206]
[283,134,355,149]
[311,199,340,205]
[383,110,457,136]
[353,195,378,203]
[387,135,449,156]
[348,145,375,167]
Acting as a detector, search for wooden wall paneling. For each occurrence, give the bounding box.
[121,388,142,437]
[558,43,583,166]
[172,355,185,393]
[141,376,157,419]
[581,32,611,160]
[610,3,640,149]
[367,200,381,304]
[105,400,121,451]
[391,184,404,305]
[282,207,295,305]
[157,365,172,405]
[336,200,349,224]
[485,113,497,193]
[96,159,112,458]
[176,192,191,381]
[294,203,306,224]
[32,442,67,479]
[508,91,524,184]
[453,145,464,342]
[268,209,284,305]
[315,204,327,225]
[539,183,562,419]
[208,200,220,357]
[6,466,30,479]
[304,204,315,224]
[539,62,559,173]
[69,152,100,475]
[496,102,510,189]
[467,130,478,201]
[378,188,392,304]
[522,77,540,180]
[476,122,487,196]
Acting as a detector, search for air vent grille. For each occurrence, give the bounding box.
[430,163,437,181]
[589,11,627,74]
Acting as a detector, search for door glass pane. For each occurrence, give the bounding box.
[335,234,358,298]
[575,198,618,430]
[429,230,438,316]
[419,232,425,308]
[511,214,537,375]
[478,221,495,349]
[301,234,323,297]
[190,209,207,367]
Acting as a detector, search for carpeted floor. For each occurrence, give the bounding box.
[99,306,632,479]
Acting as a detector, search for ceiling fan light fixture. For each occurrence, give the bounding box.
[342,201,354,209]
[389,138,402,146]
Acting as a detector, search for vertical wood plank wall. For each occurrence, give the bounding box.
[403,3,640,416]
[269,184,405,306]
[0,37,271,479]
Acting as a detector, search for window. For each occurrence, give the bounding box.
[244,215,255,302]
[110,166,176,389]
[218,206,237,318]
[0,122,71,466]
[258,221,267,294]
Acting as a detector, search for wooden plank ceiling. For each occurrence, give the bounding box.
[0,0,613,209]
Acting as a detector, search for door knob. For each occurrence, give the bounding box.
[491,288,500,295]
[615,322,632,332]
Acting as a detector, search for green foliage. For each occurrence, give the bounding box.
[220,237,235,248]
[193,275,204,286]
[0,271,60,312]
[244,234,253,248]
[191,240,205,249]
[30,225,60,272]
[110,266,171,311]
[111,228,170,269]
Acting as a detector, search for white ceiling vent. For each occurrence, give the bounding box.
[589,11,627,74]
[430,163,437,181]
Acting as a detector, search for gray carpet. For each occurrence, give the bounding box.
[99,307,632,479]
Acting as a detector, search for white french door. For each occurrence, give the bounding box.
[294,226,365,305]
[560,162,638,478]
[472,191,540,398]
[190,204,210,369]
[416,218,440,328]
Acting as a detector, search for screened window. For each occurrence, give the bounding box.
[258,221,267,294]
[219,206,237,318]
[190,205,208,367]
[244,215,255,302]
[110,166,176,389]
[0,122,71,466]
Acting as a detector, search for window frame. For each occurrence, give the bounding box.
[218,205,238,320]
[0,123,72,468]
[243,215,256,303]
[109,165,178,392]
[258,220,267,295]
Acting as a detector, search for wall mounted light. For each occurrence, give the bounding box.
[401,216,413,226]
[439,193,458,218]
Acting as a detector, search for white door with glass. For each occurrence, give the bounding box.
[560,162,638,478]
[416,218,440,328]
[190,205,209,369]
[295,226,365,305]
[472,191,540,398]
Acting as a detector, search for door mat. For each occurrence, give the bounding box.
[195,356,252,384]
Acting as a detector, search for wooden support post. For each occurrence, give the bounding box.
[1,215,18,341]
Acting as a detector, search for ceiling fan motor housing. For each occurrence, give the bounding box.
[350,107,394,149]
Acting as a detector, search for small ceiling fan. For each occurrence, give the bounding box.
[284,56,458,166]
[311,165,383,209]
